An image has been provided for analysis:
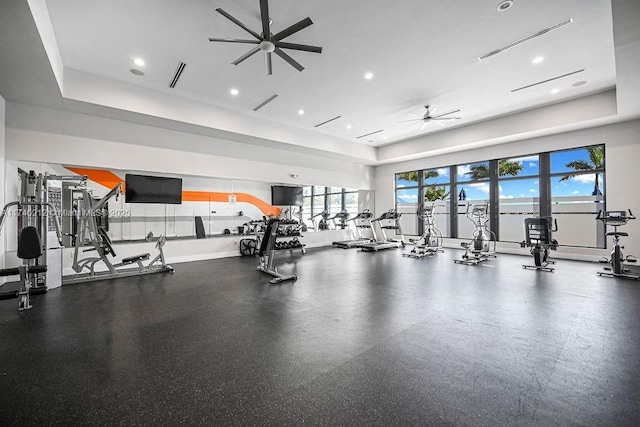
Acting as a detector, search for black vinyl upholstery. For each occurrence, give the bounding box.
[17,226,43,260]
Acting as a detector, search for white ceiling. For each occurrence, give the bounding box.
[1,0,637,165]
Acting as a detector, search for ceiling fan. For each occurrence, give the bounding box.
[399,105,461,130]
[208,0,322,75]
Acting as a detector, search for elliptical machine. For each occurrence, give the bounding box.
[520,217,558,272]
[596,210,639,280]
[403,203,444,258]
[454,203,496,265]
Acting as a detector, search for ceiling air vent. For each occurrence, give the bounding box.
[356,129,384,139]
[511,69,585,92]
[169,62,186,88]
[253,94,279,111]
[478,18,573,61]
[315,116,342,128]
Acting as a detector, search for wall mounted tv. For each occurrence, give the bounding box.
[271,186,303,206]
[125,174,183,204]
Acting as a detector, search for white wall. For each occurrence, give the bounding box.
[3,101,361,267]
[374,119,640,260]
[6,102,374,191]
[0,94,5,270]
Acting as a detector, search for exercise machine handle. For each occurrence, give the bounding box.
[629,209,636,220]
[596,210,604,220]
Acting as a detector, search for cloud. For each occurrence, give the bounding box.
[498,185,503,192]
[572,190,580,195]
[499,195,515,199]
[528,162,537,168]
[571,174,596,184]
[469,182,490,194]
[511,155,538,163]
[457,165,471,177]
[534,180,539,185]
[529,188,537,193]
[437,168,449,177]
[520,194,526,198]
[399,194,418,202]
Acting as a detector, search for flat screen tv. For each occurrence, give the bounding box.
[271,186,303,206]
[125,174,182,204]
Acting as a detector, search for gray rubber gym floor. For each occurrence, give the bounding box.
[1,246,639,426]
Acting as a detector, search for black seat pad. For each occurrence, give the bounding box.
[606,232,628,237]
[122,253,150,264]
[0,267,20,277]
[17,226,43,260]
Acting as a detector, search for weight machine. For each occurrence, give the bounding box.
[257,218,298,284]
[403,203,444,258]
[0,201,62,311]
[454,203,496,265]
[596,210,639,280]
[64,182,174,284]
[520,217,558,272]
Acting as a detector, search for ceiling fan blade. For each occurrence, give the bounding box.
[433,117,461,120]
[265,52,273,75]
[408,113,423,119]
[274,48,304,72]
[208,38,260,44]
[433,120,446,127]
[402,121,422,129]
[260,0,271,40]
[274,41,322,53]
[272,17,313,41]
[429,106,439,116]
[432,108,461,119]
[420,122,428,131]
[216,8,263,40]
[232,46,261,65]
[397,118,422,123]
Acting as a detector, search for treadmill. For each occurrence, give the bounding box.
[329,209,351,230]
[359,209,405,252]
[332,209,376,249]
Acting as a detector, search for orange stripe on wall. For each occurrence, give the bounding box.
[64,167,281,217]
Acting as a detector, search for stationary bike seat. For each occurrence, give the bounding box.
[606,232,628,237]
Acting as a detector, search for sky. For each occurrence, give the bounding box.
[396,147,604,204]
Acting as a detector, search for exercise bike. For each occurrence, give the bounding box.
[596,210,639,280]
[403,203,444,258]
[454,203,496,265]
[520,217,558,272]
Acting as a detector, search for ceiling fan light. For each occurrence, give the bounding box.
[260,41,276,53]
[497,0,514,12]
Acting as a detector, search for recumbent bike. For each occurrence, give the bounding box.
[520,217,558,272]
[596,210,638,280]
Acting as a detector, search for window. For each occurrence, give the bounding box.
[550,145,605,248]
[498,156,540,242]
[393,144,606,248]
[423,168,451,237]
[456,162,491,239]
[302,186,359,231]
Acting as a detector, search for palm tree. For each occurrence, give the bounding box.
[560,146,604,195]
[397,171,419,183]
[465,159,523,180]
[425,186,450,201]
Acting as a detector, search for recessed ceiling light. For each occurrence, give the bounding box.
[572,80,587,87]
[130,69,145,76]
[364,72,374,80]
[497,0,514,12]
[550,88,560,94]
[133,58,145,67]
[531,56,544,64]
[346,124,352,129]
[298,109,305,115]
[230,88,239,96]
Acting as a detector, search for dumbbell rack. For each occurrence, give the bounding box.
[274,221,306,254]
